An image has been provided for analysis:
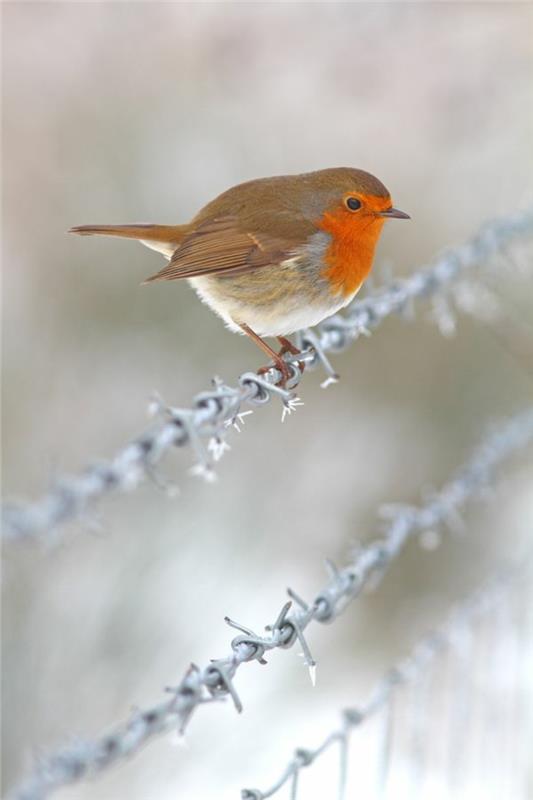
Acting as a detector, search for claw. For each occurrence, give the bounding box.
[276,338,306,383]
[257,357,293,388]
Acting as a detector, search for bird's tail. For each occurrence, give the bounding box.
[69,223,187,241]
[68,223,188,257]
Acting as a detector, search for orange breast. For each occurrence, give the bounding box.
[317,203,386,297]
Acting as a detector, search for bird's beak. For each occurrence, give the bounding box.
[379,207,410,219]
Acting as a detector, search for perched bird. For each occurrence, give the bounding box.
[70,167,409,384]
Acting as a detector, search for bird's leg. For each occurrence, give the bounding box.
[238,323,293,387]
[276,336,300,357]
[277,337,306,376]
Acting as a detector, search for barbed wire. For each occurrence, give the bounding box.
[9,407,533,800]
[241,559,530,799]
[2,208,533,544]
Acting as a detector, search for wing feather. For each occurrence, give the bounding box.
[144,217,294,282]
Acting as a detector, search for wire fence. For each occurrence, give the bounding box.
[242,559,532,799]
[9,407,533,800]
[2,207,533,544]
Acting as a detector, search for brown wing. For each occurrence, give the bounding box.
[144,217,294,282]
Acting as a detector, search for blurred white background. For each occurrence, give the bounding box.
[3,3,533,798]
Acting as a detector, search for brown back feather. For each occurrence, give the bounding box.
[72,169,389,283]
[146,168,386,283]
[144,217,303,282]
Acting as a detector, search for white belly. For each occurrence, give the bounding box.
[189,275,360,338]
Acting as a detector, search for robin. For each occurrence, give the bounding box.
[70,167,409,385]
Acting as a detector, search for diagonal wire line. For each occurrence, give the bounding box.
[2,208,533,543]
[241,559,530,800]
[8,407,533,800]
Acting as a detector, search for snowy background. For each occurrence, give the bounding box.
[3,3,533,798]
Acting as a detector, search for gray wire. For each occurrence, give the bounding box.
[241,561,529,799]
[9,408,533,800]
[3,208,533,543]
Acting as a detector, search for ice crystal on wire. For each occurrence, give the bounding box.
[224,410,253,433]
[320,375,340,389]
[207,437,231,462]
[189,463,218,484]
[281,397,304,423]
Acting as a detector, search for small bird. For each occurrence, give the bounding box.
[70,167,409,384]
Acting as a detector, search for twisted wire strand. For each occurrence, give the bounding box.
[9,407,533,800]
[3,208,533,543]
[241,560,529,799]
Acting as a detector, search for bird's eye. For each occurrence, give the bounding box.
[346,197,362,211]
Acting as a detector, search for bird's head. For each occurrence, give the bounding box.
[300,167,410,296]
[307,167,409,238]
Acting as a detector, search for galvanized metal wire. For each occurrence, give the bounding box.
[9,407,533,800]
[241,560,531,800]
[3,208,533,543]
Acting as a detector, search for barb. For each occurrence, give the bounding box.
[9,408,533,800]
[2,208,533,543]
[241,561,529,799]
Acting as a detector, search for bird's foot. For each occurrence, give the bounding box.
[257,356,294,389]
[276,337,306,379]
[276,336,301,357]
